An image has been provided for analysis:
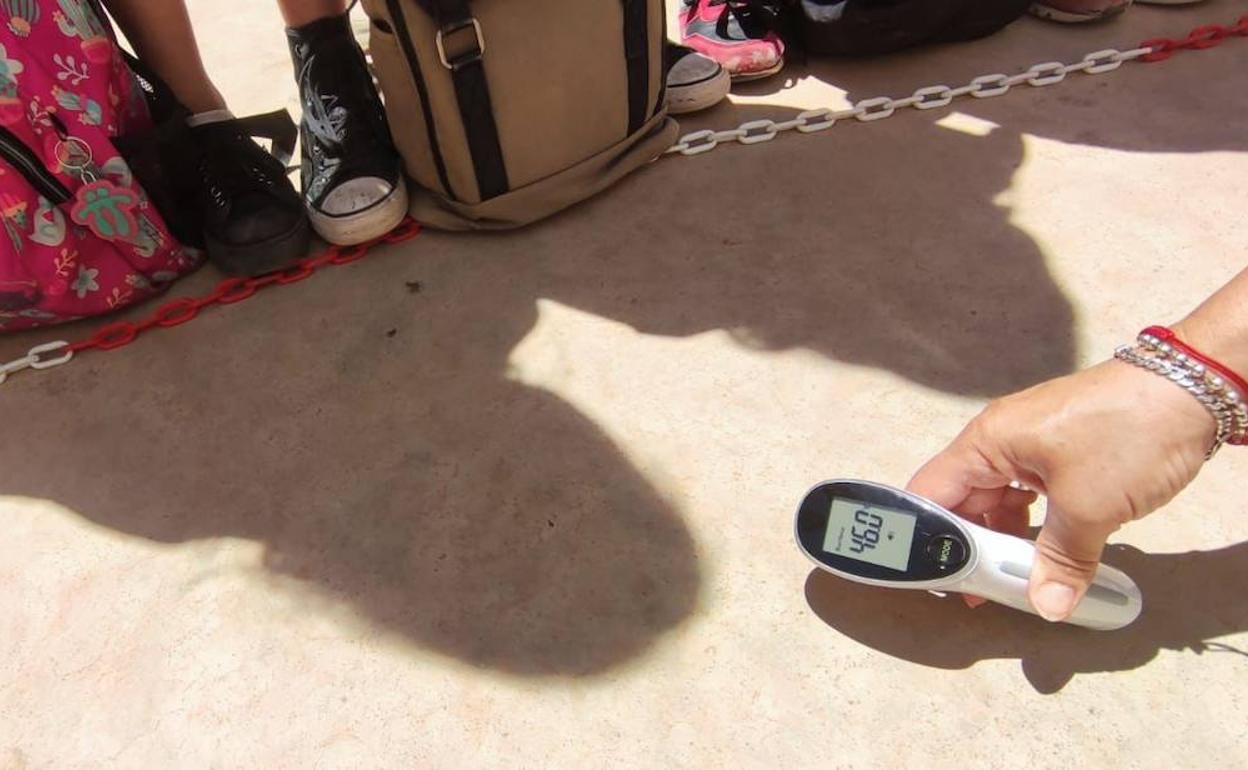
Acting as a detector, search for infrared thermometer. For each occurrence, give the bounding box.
[795,480,1142,630]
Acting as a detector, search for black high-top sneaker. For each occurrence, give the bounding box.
[287,13,408,245]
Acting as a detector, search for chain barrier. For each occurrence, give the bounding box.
[666,15,1248,158]
[3,18,1244,386]
[0,218,422,387]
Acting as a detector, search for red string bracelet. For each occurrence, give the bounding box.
[1141,326,1248,397]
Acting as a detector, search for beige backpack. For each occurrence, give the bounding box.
[361,0,677,230]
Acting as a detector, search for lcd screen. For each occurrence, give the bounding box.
[821,497,918,571]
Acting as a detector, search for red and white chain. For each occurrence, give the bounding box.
[0,339,74,385]
[666,18,1248,157]
[2,18,1245,387]
[0,218,422,386]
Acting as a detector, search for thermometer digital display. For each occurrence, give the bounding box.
[796,480,1143,630]
[822,498,917,571]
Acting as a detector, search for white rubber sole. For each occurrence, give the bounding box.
[730,59,784,82]
[667,66,731,115]
[309,176,410,246]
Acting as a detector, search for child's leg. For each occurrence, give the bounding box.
[279,0,408,245]
[277,0,350,28]
[103,0,227,114]
[104,0,311,274]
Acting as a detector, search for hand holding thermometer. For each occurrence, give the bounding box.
[795,480,1142,630]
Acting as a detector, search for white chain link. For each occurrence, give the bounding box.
[0,340,73,386]
[0,46,1173,384]
[666,45,1156,157]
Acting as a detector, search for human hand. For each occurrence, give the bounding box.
[907,359,1213,621]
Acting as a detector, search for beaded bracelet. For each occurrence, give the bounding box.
[1114,326,1248,459]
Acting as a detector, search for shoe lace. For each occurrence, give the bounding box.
[297,41,390,160]
[198,128,284,210]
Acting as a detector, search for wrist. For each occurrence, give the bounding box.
[1110,356,1216,425]
[1172,317,1248,384]
[1106,358,1217,457]
[1115,325,1248,457]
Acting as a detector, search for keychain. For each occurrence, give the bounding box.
[55,136,139,243]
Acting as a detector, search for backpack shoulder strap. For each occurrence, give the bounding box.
[622,0,654,133]
[426,0,509,200]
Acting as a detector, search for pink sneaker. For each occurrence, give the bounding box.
[680,0,786,82]
[1029,0,1134,23]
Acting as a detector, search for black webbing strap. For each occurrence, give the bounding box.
[428,0,509,200]
[622,0,651,133]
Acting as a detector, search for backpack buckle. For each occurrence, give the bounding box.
[436,17,485,71]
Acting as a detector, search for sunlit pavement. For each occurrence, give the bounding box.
[2,2,1246,767]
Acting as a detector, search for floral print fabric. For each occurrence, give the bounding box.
[0,0,199,332]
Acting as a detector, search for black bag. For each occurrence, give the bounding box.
[795,0,1031,57]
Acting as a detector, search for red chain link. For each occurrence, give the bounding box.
[65,217,422,354]
[1139,15,1248,62]
[44,16,1248,359]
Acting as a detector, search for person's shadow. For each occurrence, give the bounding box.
[804,539,1248,694]
[1,9,1242,679]
[0,96,1072,676]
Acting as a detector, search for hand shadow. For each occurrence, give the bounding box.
[804,539,1248,693]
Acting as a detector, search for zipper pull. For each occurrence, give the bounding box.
[49,108,94,184]
[48,111,100,186]
[51,110,92,183]
[54,136,95,184]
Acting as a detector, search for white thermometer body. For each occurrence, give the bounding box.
[794,480,1142,630]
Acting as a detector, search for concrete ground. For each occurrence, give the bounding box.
[3,1,1247,767]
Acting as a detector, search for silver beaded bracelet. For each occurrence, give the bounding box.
[1115,333,1248,460]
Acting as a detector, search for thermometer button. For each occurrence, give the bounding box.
[926,535,967,571]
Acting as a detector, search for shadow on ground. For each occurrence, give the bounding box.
[804,539,1248,694]
[755,9,1248,692]
[1,11,1244,677]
